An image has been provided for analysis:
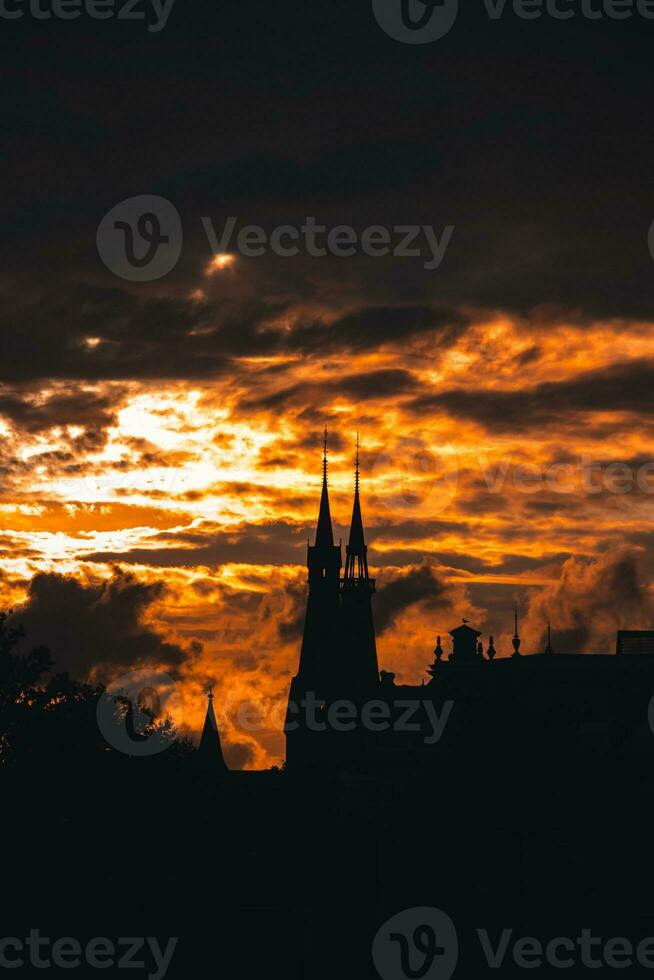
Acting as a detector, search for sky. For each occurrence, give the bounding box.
[2,0,654,766]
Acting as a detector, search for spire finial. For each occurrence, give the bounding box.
[208,686,214,702]
[354,432,360,496]
[323,426,328,485]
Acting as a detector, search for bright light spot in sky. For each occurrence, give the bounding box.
[207,253,236,274]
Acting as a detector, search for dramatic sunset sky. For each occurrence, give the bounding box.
[3,2,654,766]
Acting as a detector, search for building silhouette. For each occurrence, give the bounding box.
[198,432,654,775]
[278,433,654,773]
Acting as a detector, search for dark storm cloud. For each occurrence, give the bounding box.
[411,359,654,431]
[527,551,654,654]
[0,385,119,433]
[239,368,418,413]
[0,263,469,385]
[80,520,312,567]
[8,569,197,679]
[294,306,472,355]
[4,0,654,326]
[0,279,271,383]
[80,514,481,570]
[277,578,307,644]
[375,562,456,635]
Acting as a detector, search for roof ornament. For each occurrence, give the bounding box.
[512,604,521,657]
[323,426,328,485]
[354,431,360,496]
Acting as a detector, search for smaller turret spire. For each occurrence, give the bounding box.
[512,603,521,657]
[198,687,228,773]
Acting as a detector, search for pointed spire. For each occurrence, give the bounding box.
[512,603,521,657]
[348,431,365,548]
[487,635,496,660]
[198,688,228,771]
[345,432,369,579]
[315,426,334,548]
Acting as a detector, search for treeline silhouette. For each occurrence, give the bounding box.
[0,611,192,769]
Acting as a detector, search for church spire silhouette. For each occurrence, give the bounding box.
[198,687,228,773]
[315,426,334,549]
[342,433,379,697]
[345,433,368,581]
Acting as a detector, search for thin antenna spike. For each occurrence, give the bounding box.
[545,619,554,655]
[354,431,360,495]
[323,426,328,485]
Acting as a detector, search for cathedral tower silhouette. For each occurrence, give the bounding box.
[285,430,379,768]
